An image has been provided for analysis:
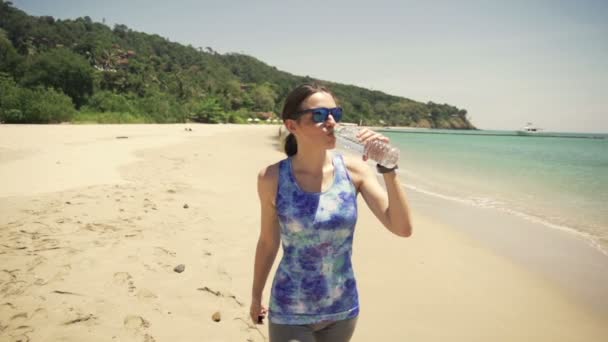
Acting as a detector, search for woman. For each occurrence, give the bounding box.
[251,83,412,342]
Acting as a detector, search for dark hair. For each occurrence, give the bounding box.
[281,83,335,156]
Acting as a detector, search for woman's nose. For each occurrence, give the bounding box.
[325,114,337,127]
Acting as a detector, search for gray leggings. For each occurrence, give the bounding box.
[268,316,358,342]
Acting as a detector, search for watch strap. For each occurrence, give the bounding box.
[376,163,398,174]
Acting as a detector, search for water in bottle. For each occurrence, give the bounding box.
[334,126,400,168]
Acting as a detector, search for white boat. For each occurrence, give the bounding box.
[517,122,543,135]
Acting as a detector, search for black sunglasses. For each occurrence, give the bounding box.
[294,107,343,123]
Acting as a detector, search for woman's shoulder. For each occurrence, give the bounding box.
[258,161,280,179]
[257,160,283,189]
[338,153,372,189]
[257,160,284,204]
[340,153,368,175]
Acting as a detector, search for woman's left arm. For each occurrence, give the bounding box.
[379,170,412,237]
[346,130,413,237]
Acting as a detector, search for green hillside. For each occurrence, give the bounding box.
[0,0,475,128]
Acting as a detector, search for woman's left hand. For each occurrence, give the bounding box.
[250,299,268,325]
[356,128,390,161]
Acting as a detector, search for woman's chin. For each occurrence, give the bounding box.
[327,135,337,149]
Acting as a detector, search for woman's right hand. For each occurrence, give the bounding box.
[250,298,268,325]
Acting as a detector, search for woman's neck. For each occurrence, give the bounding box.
[291,146,333,175]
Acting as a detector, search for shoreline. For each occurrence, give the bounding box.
[335,142,608,318]
[1,124,607,341]
[403,182,608,317]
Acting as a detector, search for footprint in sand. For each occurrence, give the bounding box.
[1,274,29,297]
[113,272,136,293]
[143,198,158,211]
[33,278,47,286]
[123,315,155,342]
[32,238,59,251]
[2,302,16,310]
[10,312,28,324]
[8,331,32,342]
[55,217,71,225]
[5,312,34,342]
[63,312,97,326]
[47,264,71,283]
[153,247,176,257]
[26,256,47,273]
[152,247,178,271]
[142,263,157,272]
[84,223,119,233]
[217,266,232,282]
[136,288,158,300]
[30,308,47,320]
[124,229,143,239]
[2,308,47,341]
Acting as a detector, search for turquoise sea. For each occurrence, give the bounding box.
[378,128,608,255]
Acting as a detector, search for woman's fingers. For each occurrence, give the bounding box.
[257,306,268,324]
[357,129,374,142]
[358,131,390,160]
[358,129,389,144]
[355,129,391,161]
[250,303,268,324]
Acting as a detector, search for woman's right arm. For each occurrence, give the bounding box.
[250,164,281,323]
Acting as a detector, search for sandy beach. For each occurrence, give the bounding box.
[1,124,607,342]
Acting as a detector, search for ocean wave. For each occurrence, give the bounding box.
[394,170,608,257]
[334,144,607,256]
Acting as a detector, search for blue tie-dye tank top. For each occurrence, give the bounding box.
[269,152,359,325]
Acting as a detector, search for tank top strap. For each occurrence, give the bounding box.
[277,157,293,197]
[332,153,353,186]
[278,158,288,183]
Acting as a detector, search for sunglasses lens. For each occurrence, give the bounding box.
[312,109,329,123]
[332,108,343,122]
[310,107,343,123]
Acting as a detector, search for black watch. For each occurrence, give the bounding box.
[376,163,398,174]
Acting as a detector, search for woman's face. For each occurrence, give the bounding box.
[289,91,339,150]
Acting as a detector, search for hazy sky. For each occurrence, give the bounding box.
[12,0,608,132]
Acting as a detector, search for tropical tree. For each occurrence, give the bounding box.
[20,48,93,108]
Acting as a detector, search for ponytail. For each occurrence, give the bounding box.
[284,133,298,157]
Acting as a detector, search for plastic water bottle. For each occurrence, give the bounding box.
[334,126,400,168]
